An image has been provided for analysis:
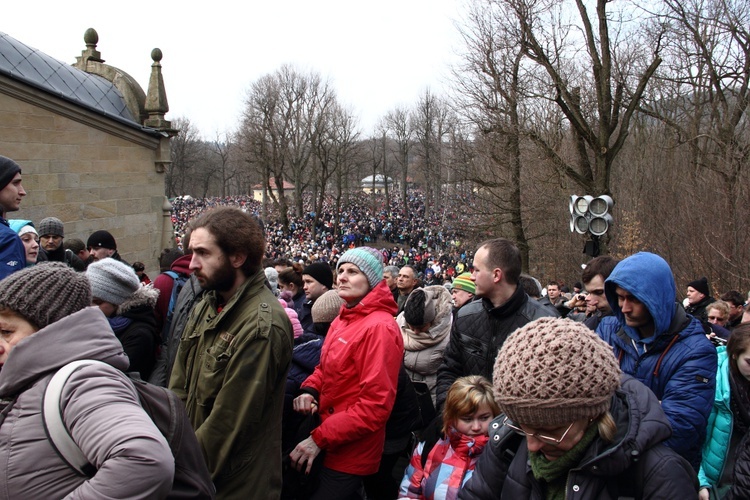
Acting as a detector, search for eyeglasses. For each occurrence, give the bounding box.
[502,416,576,445]
[708,316,726,321]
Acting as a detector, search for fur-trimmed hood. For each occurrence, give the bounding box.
[117,285,159,316]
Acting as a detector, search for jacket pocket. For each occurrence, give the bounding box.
[196,343,231,406]
[459,334,486,359]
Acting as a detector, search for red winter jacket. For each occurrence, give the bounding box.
[302,280,404,475]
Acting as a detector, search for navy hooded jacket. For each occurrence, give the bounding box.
[596,252,717,471]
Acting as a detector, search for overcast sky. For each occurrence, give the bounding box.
[4,1,465,137]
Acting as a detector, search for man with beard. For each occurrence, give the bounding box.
[169,207,293,498]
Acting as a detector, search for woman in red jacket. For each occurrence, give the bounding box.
[291,247,404,500]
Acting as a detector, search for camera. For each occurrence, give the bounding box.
[709,335,727,347]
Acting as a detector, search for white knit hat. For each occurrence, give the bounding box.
[87,258,140,305]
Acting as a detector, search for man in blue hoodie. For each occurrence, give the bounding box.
[597,252,717,472]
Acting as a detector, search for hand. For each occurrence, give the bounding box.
[290,436,322,474]
[698,487,709,500]
[293,393,318,415]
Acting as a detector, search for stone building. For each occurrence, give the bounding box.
[0,28,175,270]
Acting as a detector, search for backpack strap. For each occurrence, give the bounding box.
[42,359,107,477]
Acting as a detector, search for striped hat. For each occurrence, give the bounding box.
[337,247,384,289]
[452,273,475,295]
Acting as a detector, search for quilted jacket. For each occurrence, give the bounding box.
[597,251,717,471]
[698,346,732,489]
[435,285,555,410]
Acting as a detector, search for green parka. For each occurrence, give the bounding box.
[169,270,293,499]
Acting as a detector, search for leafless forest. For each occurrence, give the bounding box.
[165,0,749,296]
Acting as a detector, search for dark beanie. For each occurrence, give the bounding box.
[0,262,92,329]
[0,155,22,190]
[687,277,710,297]
[303,262,333,290]
[38,217,64,237]
[87,230,117,250]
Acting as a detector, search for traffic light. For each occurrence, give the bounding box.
[569,194,613,236]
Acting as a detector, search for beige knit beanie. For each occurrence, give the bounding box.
[493,317,621,427]
[311,289,344,324]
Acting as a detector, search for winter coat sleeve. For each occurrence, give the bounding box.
[0,228,25,280]
[398,441,426,499]
[659,339,717,470]
[640,445,699,499]
[61,364,174,499]
[307,321,402,450]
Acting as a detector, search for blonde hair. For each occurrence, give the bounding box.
[597,412,617,443]
[442,375,500,435]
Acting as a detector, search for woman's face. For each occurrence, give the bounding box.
[20,232,39,264]
[0,309,38,366]
[279,281,297,295]
[336,263,370,306]
[735,348,750,381]
[454,403,494,437]
[521,417,592,461]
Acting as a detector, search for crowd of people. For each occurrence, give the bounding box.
[170,191,476,281]
[2,153,750,499]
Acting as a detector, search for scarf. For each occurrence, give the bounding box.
[529,423,599,500]
[402,323,450,350]
[108,315,133,335]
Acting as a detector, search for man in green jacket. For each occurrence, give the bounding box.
[169,207,293,499]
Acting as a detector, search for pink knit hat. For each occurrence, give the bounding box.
[279,298,304,338]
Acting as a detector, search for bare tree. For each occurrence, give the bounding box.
[383,106,413,204]
[411,89,453,218]
[637,0,750,289]
[503,0,664,197]
[453,0,534,268]
[166,117,205,197]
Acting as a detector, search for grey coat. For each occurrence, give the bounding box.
[0,307,174,499]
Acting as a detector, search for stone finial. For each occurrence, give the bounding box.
[144,48,172,130]
[77,28,104,64]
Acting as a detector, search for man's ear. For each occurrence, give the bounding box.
[493,267,504,284]
[229,252,248,269]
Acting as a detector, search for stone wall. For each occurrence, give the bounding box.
[0,75,170,274]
